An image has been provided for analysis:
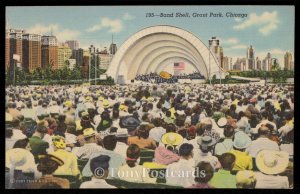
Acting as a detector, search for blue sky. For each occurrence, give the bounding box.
[6,6,294,66]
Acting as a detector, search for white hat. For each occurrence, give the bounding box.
[233,131,252,149]
[217,117,227,127]
[256,150,289,175]
[176,110,185,115]
[116,128,128,137]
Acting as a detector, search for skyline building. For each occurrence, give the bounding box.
[41,35,58,69]
[72,48,84,66]
[8,29,25,70]
[58,43,72,69]
[284,51,293,70]
[247,45,255,70]
[98,47,111,70]
[208,37,223,65]
[65,40,79,50]
[22,33,42,72]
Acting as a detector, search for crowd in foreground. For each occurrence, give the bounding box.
[5,83,294,189]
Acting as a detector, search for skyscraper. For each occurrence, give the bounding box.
[109,35,117,55]
[72,48,84,66]
[247,45,255,70]
[65,40,79,50]
[208,37,222,65]
[284,51,293,70]
[41,35,58,69]
[256,57,262,70]
[58,43,72,69]
[9,29,25,69]
[22,34,42,72]
[5,29,10,70]
[222,56,232,71]
[98,47,111,70]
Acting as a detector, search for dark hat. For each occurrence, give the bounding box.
[90,155,111,171]
[120,116,141,131]
[179,143,194,157]
[197,136,217,150]
[38,154,64,166]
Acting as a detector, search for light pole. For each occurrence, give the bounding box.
[13,59,16,86]
[94,54,97,85]
[219,60,221,85]
[89,54,91,84]
[209,45,211,85]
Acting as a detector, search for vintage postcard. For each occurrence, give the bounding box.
[5,5,294,189]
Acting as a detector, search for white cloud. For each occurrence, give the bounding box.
[87,17,123,33]
[226,44,248,50]
[27,24,59,34]
[222,38,239,45]
[123,13,135,20]
[233,11,279,36]
[56,29,81,42]
[26,23,81,42]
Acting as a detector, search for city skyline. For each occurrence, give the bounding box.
[6,6,294,67]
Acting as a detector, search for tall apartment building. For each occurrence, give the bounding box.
[98,48,111,70]
[247,45,255,70]
[72,49,84,66]
[5,29,10,70]
[65,40,79,50]
[262,53,272,71]
[58,43,72,69]
[222,56,232,71]
[22,34,42,72]
[208,37,223,65]
[284,51,293,70]
[256,57,262,70]
[8,29,25,69]
[41,36,58,69]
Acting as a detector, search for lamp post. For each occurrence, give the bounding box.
[209,45,211,85]
[95,54,97,85]
[13,59,16,86]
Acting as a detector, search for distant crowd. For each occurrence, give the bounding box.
[135,72,204,84]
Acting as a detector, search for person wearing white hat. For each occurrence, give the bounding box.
[254,150,289,189]
[194,136,221,170]
[228,131,253,171]
[214,125,234,157]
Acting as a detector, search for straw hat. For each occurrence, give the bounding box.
[256,150,289,175]
[217,117,228,128]
[83,128,96,138]
[38,154,64,166]
[103,100,110,108]
[233,131,252,149]
[161,132,183,146]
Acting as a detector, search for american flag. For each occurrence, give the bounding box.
[174,62,185,70]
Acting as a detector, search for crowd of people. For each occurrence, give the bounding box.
[135,72,204,84]
[5,83,294,189]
